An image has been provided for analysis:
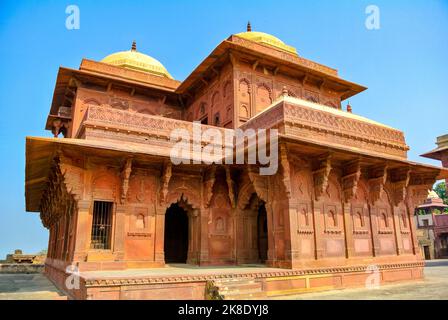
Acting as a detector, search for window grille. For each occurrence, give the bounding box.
[90,201,113,249]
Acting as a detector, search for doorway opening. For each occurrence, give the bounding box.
[164,203,189,263]
[257,203,268,263]
[423,246,431,260]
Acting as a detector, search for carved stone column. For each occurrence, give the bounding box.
[341,159,361,258]
[187,209,200,265]
[199,208,210,265]
[113,204,127,260]
[154,206,166,264]
[72,200,91,263]
[342,203,354,258]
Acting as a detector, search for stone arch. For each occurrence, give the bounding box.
[237,181,257,210]
[256,83,272,114]
[239,104,249,118]
[84,98,101,106]
[223,81,232,99]
[165,191,201,211]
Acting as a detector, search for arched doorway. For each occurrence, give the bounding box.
[257,203,268,263]
[164,203,189,263]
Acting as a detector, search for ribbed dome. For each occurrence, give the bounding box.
[235,25,297,55]
[101,41,173,79]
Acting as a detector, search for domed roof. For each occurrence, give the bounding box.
[101,41,173,79]
[234,23,298,55]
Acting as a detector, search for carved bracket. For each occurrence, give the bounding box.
[312,153,332,201]
[159,162,172,205]
[368,164,388,205]
[280,144,292,199]
[120,158,133,204]
[225,167,236,209]
[388,166,411,207]
[247,165,268,202]
[406,172,438,210]
[341,158,361,203]
[203,166,216,208]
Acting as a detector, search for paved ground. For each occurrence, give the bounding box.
[282,260,448,300]
[1,260,448,299]
[0,273,65,300]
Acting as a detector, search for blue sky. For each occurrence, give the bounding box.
[0,0,447,258]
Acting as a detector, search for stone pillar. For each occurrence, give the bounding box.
[154,206,166,264]
[407,207,420,255]
[187,209,200,265]
[265,202,276,266]
[368,206,380,256]
[312,201,324,259]
[287,204,300,263]
[113,204,126,260]
[73,200,91,263]
[342,202,354,258]
[199,208,210,265]
[392,206,404,255]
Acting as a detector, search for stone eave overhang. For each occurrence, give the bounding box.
[26,127,448,214]
[421,146,448,161]
[45,64,181,131]
[176,36,367,100]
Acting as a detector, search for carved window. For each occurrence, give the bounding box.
[380,211,388,229]
[90,201,113,250]
[240,104,249,118]
[214,112,220,126]
[303,209,310,226]
[200,102,206,115]
[401,212,408,229]
[215,217,225,233]
[136,214,145,229]
[256,84,272,114]
[329,210,337,227]
[356,212,364,228]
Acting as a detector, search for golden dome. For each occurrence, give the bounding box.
[101,41,173,79]
[235,23,298,55]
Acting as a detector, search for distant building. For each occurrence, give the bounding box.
[4,249,45,264]
[415,191,448,259]
[422,134,448,185]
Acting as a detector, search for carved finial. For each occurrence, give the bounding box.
[282,86,289,97]
[247,21,252,32]
[131,40,137,51]
[347,101,352,113]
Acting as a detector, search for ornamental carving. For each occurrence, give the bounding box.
[341,159,361,203]
[312,153,332,201]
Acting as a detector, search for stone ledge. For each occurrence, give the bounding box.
[0,264,44,274]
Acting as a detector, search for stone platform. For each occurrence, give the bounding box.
[49,262,424,300]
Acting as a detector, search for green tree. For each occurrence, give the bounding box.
[434,181,447,205]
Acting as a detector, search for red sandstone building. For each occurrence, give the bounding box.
[25,25,448,299]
